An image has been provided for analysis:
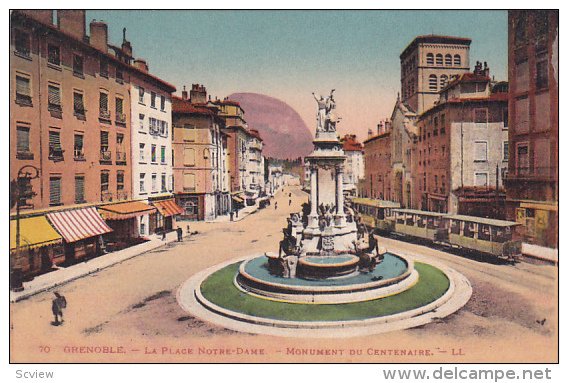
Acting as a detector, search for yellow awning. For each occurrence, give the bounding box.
[10,216,62,252]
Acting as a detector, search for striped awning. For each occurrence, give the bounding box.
[152,199,184,217]
[47,207,113,243]
[98,201,156,220]
[10,216,62,252]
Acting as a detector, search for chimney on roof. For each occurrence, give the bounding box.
[133,58,149,73]
[483,61,490,78]
[90,20,108,52]
[474,61,483,76]
[57,10,86,41]
[377,122,383,135]
[368,128,373,138]
[190,84,207,104]
[181,86,188,101]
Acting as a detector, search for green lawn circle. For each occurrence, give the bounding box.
[200,261,449,322]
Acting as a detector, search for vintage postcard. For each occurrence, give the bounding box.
[8,8,558,368]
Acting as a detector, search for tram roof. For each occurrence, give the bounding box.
[392,209,447,217]
[351,198,401,208]
[445,215,520,227]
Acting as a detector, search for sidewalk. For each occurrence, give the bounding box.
[207,198,265,223]
[522,243,558,264]
[10,231,181,303]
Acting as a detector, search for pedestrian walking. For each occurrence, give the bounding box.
[186,224,191,235]
[289,192,292,198]
[236,209,239,218]
[161,230,166,241]
[51,292,67,326]
[230,211,234,221]
[289,198,292,206]
[275,201,278,210]
[177,227,183,242]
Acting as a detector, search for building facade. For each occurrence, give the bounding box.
[214,98,250,206]
[361,125,392,200]
[129,59,176,235]
[414,63,509,217]
[505,10,558,247]
[11,10,133,210]
[246,129,265,201]
[400,35,471,114]
[340,135,364,196]
[172,85,231,221]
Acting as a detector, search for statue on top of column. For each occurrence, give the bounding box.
[312,89,339,133]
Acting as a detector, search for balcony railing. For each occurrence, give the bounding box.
[74,149,85,161]
[99,109,111,122]
[101,190,113,202]
[48,148,64,162]
[117,190,128,200]
[116,151,127,163]
[115,112,126,125]
[100,150,112,162]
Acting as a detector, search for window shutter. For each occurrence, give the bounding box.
[183,173,195,189]
[184,148,195,166]
[75,176,85,202]
[50,178,61,204]
[49,131,62,151]
[101,131,109,147]
[48,85,61,106]
[16,76,30,95]
[100,92,108,111]
[116,97,123,114]
[74,92,85,112]
[17,127,30,152]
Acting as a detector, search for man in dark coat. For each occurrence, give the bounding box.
[51,292,67,325]
[177,227,183,242]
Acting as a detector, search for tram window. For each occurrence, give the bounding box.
[478,224,491,241]
[493,227,512,242]
[450,220,460,234]
[427,217,437,229]
[377,209,385,220]
[463,223,476,238]
[417,216,426,228]
[396,213,405,224]
[406,214,415,225]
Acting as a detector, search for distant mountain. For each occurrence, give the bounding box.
[228,93,313,159]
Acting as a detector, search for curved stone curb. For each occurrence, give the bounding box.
[176,253,472,338]
[234,269,419,304]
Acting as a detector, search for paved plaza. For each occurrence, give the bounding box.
[9,186,557,363]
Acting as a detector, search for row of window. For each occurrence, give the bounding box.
[426,53,462,67]
[15,125,128,164]
[48,171,125,206]
[14,29,125,82]
[138,114,169,137]
[14,73,127,125]
[138,86,167,111]
[139,143,168,164]
[138,172,170,194]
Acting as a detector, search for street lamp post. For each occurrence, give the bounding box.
[11,165,40,292]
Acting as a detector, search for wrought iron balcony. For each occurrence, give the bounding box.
[101,191,113,202]
[74,149,85,161]
[116,151,127,163]
[115,113,126,125]
[100,150,112,162]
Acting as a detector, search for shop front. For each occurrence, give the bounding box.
[151,198,184,233]
[46,207,113,263]
[10,215,64,280]
[98,201,157,250]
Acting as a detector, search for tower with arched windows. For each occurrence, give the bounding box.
[400,35,471,114]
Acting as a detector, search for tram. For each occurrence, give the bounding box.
[351,198,522,261]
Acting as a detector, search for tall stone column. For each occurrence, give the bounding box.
[308,164,319,228]
[335,164,346,227]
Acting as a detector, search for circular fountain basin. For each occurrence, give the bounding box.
[235,253,417,304]
[298,254,359,279]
